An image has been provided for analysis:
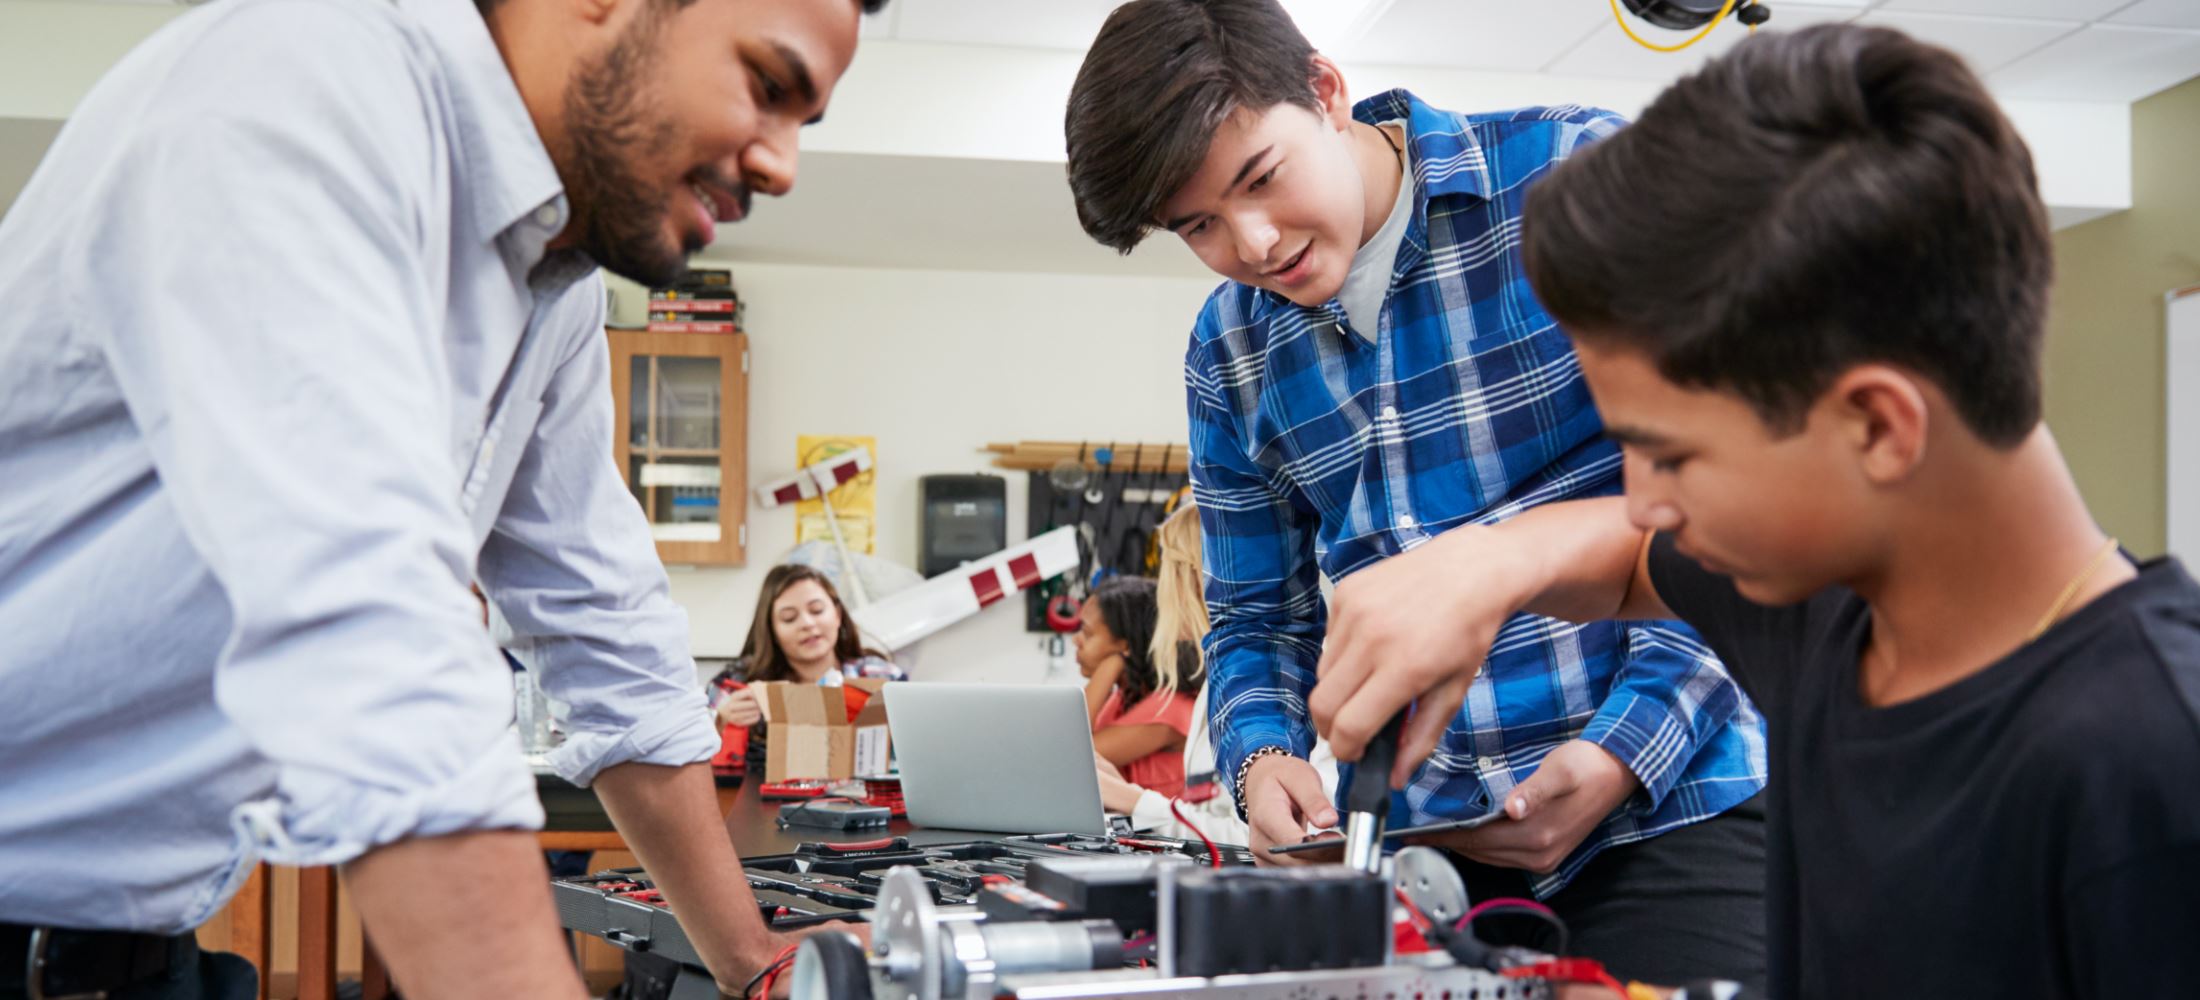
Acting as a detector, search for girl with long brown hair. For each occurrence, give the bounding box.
[712,564,902,770]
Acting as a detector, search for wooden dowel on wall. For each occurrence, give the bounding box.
[982,441,1189,474]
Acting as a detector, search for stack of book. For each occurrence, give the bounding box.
[647,268,741,334]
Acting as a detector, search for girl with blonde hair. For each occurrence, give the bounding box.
[1095,499,1336,842]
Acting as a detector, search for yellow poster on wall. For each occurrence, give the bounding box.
[796,434,876,554]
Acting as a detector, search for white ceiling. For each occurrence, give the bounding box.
[57,0,2200,104]
[8,0,2197,274]
[862,0,2200,104]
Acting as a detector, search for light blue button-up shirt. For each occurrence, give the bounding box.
[0,0,717,932]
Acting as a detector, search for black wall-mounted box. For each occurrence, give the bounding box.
[919,474,1007,578]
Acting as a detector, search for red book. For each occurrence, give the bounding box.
[644,321,739,334]
[648,297,737,313]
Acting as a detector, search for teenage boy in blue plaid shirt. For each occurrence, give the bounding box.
[1064,0,1768,985]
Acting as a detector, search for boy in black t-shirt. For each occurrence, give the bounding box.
[1301,23,2200,1000]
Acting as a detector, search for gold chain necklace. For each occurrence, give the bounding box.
[1869,536,2121,700]
[2026,536,2123,641]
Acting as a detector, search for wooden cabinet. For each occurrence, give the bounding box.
[607,330,748,566]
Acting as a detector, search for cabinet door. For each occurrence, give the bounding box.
[608,330,748,565]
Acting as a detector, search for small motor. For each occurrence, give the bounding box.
[790,866,1123,1000]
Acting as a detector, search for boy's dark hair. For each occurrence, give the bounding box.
[1065,0,1317,254]
[1523,24,2051,447]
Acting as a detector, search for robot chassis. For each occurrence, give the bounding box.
[786,846,1551,1000]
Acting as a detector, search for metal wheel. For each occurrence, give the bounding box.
[873,866,942,1000]
[1394,846,1471,929]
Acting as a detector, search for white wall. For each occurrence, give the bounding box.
[615,261,1219,684]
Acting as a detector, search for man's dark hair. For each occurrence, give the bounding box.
[1065,0,1317,254]
[1523,24,2052,447]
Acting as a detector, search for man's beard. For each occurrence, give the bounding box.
[559,9,697,289]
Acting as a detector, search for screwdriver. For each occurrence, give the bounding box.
[1341,710,1405,873]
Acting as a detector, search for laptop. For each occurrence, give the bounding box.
[882,682,1110,836]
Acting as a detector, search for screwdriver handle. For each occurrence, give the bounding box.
[1346,711,1406,817]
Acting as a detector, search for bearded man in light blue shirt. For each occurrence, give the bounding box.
[0,0,883,996]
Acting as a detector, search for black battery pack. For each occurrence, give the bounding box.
[1167,867,1388,976]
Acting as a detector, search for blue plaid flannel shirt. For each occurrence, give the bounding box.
[1191,91,1769,895]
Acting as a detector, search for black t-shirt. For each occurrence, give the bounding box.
[1647,537,2200,999]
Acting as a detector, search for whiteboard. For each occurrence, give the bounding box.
[2171,286,2200,565]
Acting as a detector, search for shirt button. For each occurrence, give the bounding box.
[1477,755,1497,771]
[1380,405,1398,421]
[1397,514,1416,529]
[533,204,561,228]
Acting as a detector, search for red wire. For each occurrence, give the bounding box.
[747,943,800,999]
[1169,797,1222,868]
[1391,887,1452,956]
[1392,887,1435,932]
[1500,959,1632,998]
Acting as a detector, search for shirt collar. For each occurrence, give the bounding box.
[401,0,572,254]
[1351,89,1494,203]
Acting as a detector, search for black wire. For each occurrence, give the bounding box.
[1464,904,1571,957]
[740,951,798,999]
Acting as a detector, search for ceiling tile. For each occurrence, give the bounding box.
[1544,4,1862,81]
[1992,23,2200,101]
[1855,11,2080,74]
[1876,0,2130,18]
[1335,0,1609,71]
[2104,0,2200,30]
[891,0,1124,51]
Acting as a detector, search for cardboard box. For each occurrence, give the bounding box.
[755,678,893,782]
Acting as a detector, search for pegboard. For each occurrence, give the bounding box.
[1022,456,1189,633]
